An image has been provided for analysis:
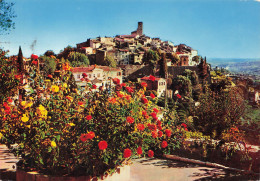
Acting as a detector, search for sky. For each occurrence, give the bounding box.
[0,0,260,59]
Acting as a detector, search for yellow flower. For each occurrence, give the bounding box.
[29,97,34,100]
[51,85,59,92]
[36,105,48,119]
[21,101,27,107]
[27,102,33,107]
[63,83,67,88]
[0,132,3,139]
[21,114,29,122]
[51,141,57,148]
[68,123,75,126]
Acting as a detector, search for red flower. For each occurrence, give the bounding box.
[98,141,108,150]
[158,131,163,137]
[153,108,159,113]
[152,131,158,138]
[156,120,162,126]
[141,97,148,104]
[137,146,142,155]
[157,125,162,130]
[78,101,84,106]
[137,123,145,131]
[161,141,168,148]
[126,116,134,124]
[86,115,92,120]
[121,83,126,87]
[185,128,188,131]
[150,112,157,119]
[125,95,131,100]
[181,123,187,128]
[82,73,88,77]
[80,134,88,142]
[142,111,147,117]
[141,82,147,87]
[147,150,154,158]
[150,93,155,99]
[176,94,181,99]
[123,148,132,158]
[92,84,97,89]
[31,54,38,60]
[3,102,8,107]
[126,86,134,93]
[113,78,120,85]
[7,98,12,103]
[86,131,95,140]
[32,60,38,65]
[149,75,156,81]
[165,129,171,137]
[80,78,85,81]
[148,123,157,131]
[115,84,122,90]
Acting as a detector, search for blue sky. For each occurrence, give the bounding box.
[1,0,260,58]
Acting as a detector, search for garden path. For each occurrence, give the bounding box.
[0,144,257,181]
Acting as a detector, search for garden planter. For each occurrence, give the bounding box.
[16,165,130,181]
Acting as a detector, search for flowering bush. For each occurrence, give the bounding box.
[0,65,183,177]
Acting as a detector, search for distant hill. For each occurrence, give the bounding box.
[208,58,260,75]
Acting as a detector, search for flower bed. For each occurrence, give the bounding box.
[0,66,184,178]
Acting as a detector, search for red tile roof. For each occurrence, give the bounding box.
[72,65,121,73]
[141,76,161,81]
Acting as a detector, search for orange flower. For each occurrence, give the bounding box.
[108,97,117,104]
[137,123,145,131]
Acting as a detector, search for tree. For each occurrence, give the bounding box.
[41,55,57,75]
[44,50,56,57]
[192,55,202,64]
[0,0,16,34]
[192,87,245,138]
[67,51,89,67]
[171,75,192,97]
[104,55,117,68]
[182,69,199,86]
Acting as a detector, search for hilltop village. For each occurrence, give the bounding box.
[51,22,209,98]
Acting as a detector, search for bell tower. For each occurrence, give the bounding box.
[137,22,143,36]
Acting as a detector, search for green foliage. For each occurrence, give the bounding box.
[0,49,20,102]
[171,75,192,97]
[182,69,199,86]
[191,86,246,138]
[104,55,117,68]
[192,55,202,63]
[0,0,16,34]
[68,51,90,67]
[40,55,57,75]
[145,50,160,65]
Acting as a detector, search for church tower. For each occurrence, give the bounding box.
[137,22,143,36]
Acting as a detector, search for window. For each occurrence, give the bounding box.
[117,72,121,76]
[77,74,80,79]
[89,74,91,78]
[97,73,100,78]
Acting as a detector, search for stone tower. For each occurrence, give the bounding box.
[137,22,143,36]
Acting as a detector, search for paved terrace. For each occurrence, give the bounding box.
[0,144,258,181]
